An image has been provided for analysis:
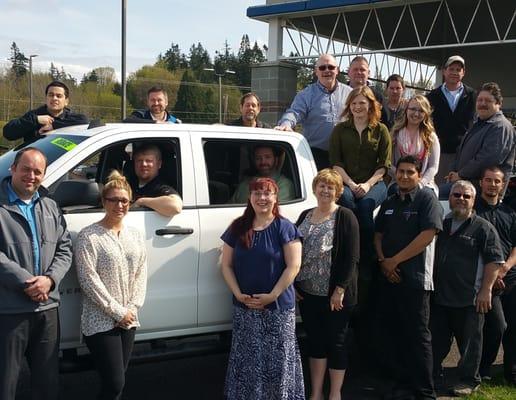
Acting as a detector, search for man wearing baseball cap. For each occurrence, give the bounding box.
[427,55,476,184]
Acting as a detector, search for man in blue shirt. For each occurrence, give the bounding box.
[0,147,73,400]
[275,54,352,170]
[125,86,181,124]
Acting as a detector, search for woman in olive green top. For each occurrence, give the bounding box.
[329,85,391,281]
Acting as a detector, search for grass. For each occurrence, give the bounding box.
[467,375,516,400]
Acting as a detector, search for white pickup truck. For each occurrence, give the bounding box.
[0,123,318,356]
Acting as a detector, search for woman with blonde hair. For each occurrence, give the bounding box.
[329,85,391,284]
[295,169,360,400]
[75,171,147,400]
[389,95,440,195]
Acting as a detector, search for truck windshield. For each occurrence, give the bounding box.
[0,134,88,182]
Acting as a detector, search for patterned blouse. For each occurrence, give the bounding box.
[296,209,336,296]
[75,223,147,337]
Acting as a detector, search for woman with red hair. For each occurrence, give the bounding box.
[220,177,304,399]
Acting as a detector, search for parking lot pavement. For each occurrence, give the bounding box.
[16,341,504,399]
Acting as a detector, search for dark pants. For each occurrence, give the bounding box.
[502,286,516,384]
[298,290,353,370]
[84,327,136,400]
[0,309,60,400]
[338,182,387,282]
[430,304,484,385]
[479,295,506,376]
[379,281,435,399]
[310,147,330,171]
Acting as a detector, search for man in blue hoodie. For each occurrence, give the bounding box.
[126,86,181,124]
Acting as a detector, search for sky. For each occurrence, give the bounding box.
[0,0,269,80]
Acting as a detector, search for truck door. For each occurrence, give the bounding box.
[46,131,200,348]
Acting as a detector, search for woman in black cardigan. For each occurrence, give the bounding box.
[296,168,360,400]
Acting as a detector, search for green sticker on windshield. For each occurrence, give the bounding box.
[51,137,77,151]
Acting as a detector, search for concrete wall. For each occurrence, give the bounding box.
[251,61,299,126]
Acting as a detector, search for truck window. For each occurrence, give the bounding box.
[50,139,181,212]
[203,139,301,205]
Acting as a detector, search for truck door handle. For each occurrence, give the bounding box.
[155,227,194,235]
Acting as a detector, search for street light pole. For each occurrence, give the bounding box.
[204,68,235,123]
[29,54,38,110]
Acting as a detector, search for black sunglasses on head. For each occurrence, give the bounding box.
[317,64,337,71]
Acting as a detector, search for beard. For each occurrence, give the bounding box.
[452,205,471,220]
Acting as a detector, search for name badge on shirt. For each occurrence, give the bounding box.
[385,209,394,215]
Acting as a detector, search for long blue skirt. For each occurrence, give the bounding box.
[224,306,305,400]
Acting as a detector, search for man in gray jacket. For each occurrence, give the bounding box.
[440,82,515,198]
[0,147,73,400]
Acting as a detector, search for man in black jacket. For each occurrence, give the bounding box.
[427,56,476,184]
[3,81,89,143]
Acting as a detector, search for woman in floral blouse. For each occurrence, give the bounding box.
[295,169,360,400]
[75,170,147,400]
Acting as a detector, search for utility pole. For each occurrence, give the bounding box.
[121,0,127,120]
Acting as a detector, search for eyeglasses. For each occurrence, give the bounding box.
[251,190,277,198]
[317,64,337,71]
[104,197,130,206]
[407,107,424,114]
[451,192,472,200]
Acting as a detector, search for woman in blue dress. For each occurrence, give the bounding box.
[221,177,305,400]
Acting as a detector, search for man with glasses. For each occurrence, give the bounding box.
[275,54,352,170]
[3,81,89,143]
[427,56,476,184]
[230,145,294,203]
[128,144,182,218]
[0,147,73,400]
[431,180,504,396]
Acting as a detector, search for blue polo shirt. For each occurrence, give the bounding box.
[7,182,41,275]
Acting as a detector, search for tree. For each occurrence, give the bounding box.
[188,43,212,77]
[174,70,215,123]
[157,43,187,72]
[9,42,28,78]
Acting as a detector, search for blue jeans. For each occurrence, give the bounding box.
[338,181,387,279]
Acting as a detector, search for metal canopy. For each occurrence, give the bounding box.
[248,0,516,88]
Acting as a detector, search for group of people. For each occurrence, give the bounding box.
[1,52,515,400]
[0,142,182,399]
[218,53,515,400]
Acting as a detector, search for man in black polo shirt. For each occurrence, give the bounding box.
[130,144,182,218]
[431,180,504,396]
[475,166,516,386]
[375,155,443,400]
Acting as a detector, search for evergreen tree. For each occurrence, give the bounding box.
[157,43,188,71]
[9,42,28,78]
[188,43,212,77]
[174,70,215,123]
